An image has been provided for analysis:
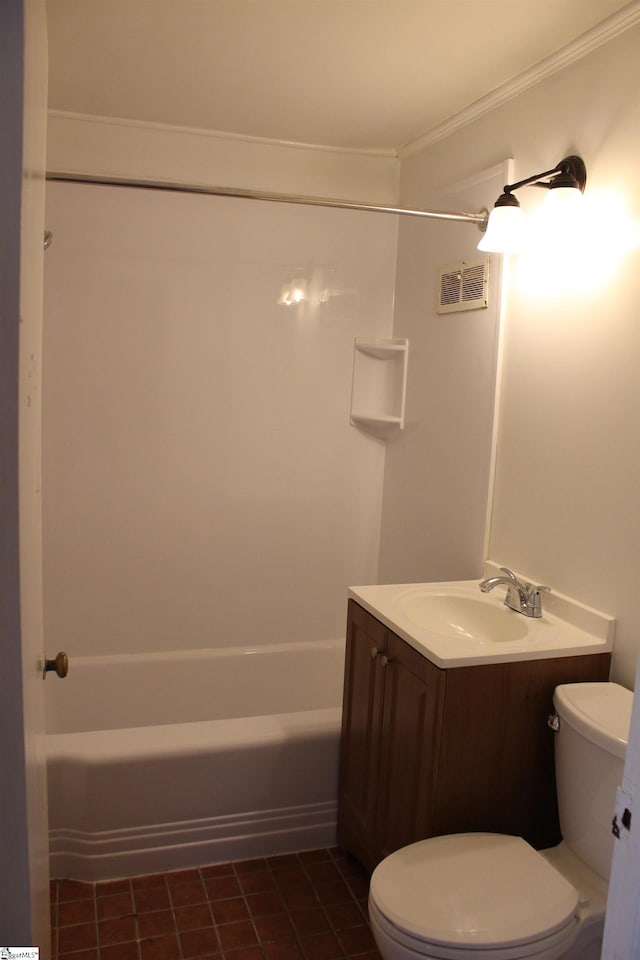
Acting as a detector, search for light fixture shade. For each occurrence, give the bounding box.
[539,185,587,255]
[477,204,526,254]
[543,185,585,217]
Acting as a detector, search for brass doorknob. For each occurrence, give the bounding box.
[44,651,69,678]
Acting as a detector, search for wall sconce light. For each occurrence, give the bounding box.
[478,155,587,253]
[278,274,309,306]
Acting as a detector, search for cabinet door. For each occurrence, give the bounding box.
[433,652,612,849]
[375,632,446,861]
[337,601,388,868]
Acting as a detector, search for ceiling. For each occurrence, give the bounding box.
[46,0,631,153]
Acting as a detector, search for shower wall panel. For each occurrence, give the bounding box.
[42,181,397,656]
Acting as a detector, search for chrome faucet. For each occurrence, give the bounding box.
[479,567,550,618]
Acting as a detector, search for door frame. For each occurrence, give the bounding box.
[0,0,50,950]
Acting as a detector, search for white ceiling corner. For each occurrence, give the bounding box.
[45,0,637,154]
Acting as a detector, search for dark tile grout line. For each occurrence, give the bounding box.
[51,847,378,960]
[84,853,367,960]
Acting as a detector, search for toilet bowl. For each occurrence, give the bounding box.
[368,682,632,960]
[369,834,579,960]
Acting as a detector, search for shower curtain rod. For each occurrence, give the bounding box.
[46,171,488,229]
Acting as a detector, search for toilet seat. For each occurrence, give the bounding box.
[369,898,577,960]
[369,834,580,960]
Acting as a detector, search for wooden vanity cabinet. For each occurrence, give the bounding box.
[337,600,446,868]
[337,599,611,872]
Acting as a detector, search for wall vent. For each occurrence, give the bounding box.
[437,256,489,314]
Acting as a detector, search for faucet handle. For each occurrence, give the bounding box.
[526,583,550,617]
[499,567,520,583]
[526,583,550,597]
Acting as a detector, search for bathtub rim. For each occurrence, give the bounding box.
[58,636,345,669]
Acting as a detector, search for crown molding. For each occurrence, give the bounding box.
[46,109,398,161]
[399,0,640,159]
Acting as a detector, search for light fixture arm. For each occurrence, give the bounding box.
[503,163,564,194]
[501,156,587,198]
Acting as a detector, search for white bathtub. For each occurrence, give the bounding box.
[46,639,344,881]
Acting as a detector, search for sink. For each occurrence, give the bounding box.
[348,577,615,667]
[395,592,529,643]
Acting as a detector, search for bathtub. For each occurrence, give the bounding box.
[46,639,344,881]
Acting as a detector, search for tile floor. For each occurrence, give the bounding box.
[50,848,381,960]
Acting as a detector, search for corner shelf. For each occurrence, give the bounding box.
[349,337,409,434]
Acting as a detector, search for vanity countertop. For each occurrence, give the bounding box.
[348,576,614,668]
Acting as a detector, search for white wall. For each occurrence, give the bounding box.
[44,19,640,689]
[379,165,504,583]
[42,139,398,657]
[46,111,399,205]
[397,24,640,688]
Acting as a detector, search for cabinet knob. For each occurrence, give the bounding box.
[371,646,379,659]
[379,655,393,668]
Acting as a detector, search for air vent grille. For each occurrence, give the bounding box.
[437,256,489,314]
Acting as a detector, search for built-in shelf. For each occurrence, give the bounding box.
[349,337,409,433]
[353,339,408,360]
[350,414,404,429]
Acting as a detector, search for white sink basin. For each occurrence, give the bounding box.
[396,592,529,643]
[348,577,615,667]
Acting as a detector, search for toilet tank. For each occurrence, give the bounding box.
[553,681,632,882]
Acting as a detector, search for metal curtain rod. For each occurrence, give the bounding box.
[46,171,488,228]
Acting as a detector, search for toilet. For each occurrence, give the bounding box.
[369,681,632,960]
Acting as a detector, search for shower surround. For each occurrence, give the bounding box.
[42,175,397,876]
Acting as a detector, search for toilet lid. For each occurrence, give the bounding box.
[370,834,579,949]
